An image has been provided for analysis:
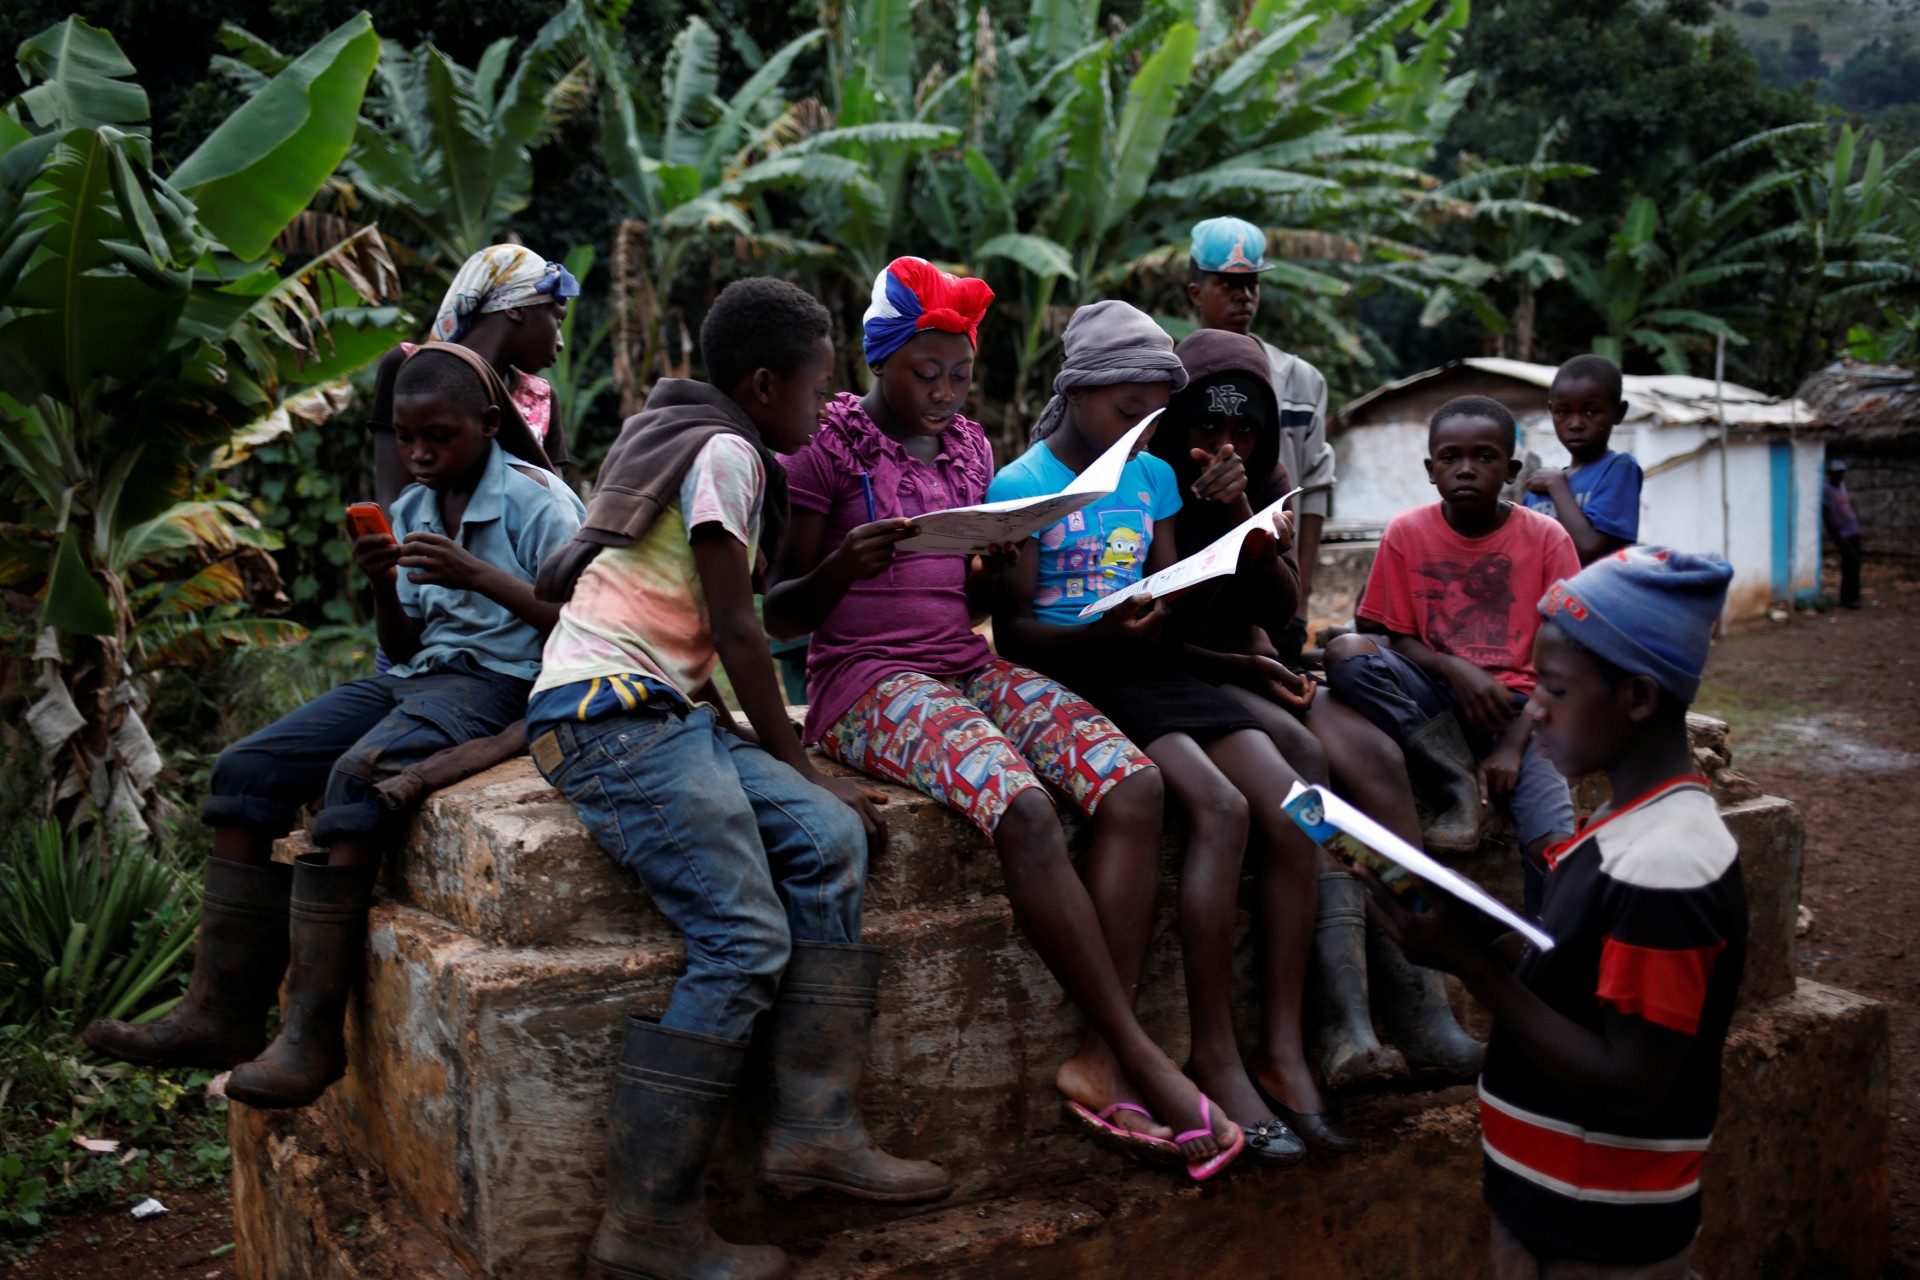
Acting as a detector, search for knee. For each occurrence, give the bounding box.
[1323,633,1380,669]
[208,740,265,798]
[1096,767,1164,833]
[1185,782,1249,848]
[1283,730,1329,787]
[993,788,1069,874]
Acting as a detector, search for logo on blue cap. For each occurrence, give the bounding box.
[1190,216,1275,274]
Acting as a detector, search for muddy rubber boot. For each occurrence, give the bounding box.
[1368,918,1485,1078]
[85,857,293,1069]
[1403,712,1485,854]
[225,857,376,1110]
[755,942,951,1204]
[1309,873,1408,1088]
[588,1017,789,1280]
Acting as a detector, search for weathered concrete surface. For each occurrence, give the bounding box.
[232,980,1887,1279]
[235,713,1849,1279]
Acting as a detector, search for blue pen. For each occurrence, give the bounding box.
[860,471,877,523]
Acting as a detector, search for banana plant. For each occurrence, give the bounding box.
[0,14,394,841]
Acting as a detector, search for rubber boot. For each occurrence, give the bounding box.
[84,857,293,1069]
[225,856,376,1110]
[1403,712,1485,854]
[1308,873,1408,1088]
[588,1017,789,1280]
[1368,918,1485,1078]
[754,942,951,1204]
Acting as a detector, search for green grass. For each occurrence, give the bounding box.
[1691,679,1814,749]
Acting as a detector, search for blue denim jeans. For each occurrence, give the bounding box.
[529,701,867,1041]
[202,654,530,847]
[1327,645,1575,853]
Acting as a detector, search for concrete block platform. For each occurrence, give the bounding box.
[231,717,1886,1278]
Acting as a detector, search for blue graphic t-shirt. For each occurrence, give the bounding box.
[988,439,1183,626]
[1522,448,1643,543]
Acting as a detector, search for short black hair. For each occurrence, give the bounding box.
[1552,354,1624,402]
[394,348,489,417]
[1428,394,1516,452]
[700,277,832,395]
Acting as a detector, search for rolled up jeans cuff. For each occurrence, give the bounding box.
[200,794,297,839]
[310,799,387,847]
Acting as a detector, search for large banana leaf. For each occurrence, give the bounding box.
[11,18,150,133]
[1098,23,1197,240]
[171,13,379,261]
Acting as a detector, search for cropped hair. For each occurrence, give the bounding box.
[1552,354,1624,402]
[1428,394,1517,451]
[394,348,489,417]
[700,278,832,395]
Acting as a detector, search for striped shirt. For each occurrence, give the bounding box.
[1480,777,1746,1264]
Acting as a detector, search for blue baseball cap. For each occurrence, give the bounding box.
[1538,547,1734,704]
[1190,216,1274,274]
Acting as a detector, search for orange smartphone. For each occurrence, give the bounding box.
[345,502,394,544]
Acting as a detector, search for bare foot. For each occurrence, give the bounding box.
[1056,1043,1170,1138]
[1185,1047,1276,1133]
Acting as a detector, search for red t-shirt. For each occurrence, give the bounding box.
[1358,503,1579,694]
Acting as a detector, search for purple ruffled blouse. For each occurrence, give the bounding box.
[780,392,995,740]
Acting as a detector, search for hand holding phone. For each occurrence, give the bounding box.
[346,502,401,582]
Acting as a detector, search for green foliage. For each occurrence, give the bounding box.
[0,14,395,838]
[0,821,196,1036]
[547,245,615,458]
[0,1028,228,1247]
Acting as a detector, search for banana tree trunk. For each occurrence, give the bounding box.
[611,219,663,419]
[26,616,167,845]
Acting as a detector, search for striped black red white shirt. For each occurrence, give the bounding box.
[1480,776,1747,1264]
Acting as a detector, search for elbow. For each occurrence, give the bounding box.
[761,592,804,642]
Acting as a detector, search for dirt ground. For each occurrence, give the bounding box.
[1694,556,1920,1278]
[3,1184,236,1278]
[10,559,1918,1279]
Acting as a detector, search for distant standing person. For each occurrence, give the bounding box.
[1823,458,1863,608]
[366,244,581,509]
[1523,355,1642,565]
[1186,216,1335,662]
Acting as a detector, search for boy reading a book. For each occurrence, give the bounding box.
[1367,546,1743,1280]
[527,278,946,1280]
[1325,395,1579,915]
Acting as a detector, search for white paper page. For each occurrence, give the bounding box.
[891,412,1161,555]
[1075,487,1302,619]
[1285,781,1556,952]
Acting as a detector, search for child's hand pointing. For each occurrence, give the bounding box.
[1188,445,1249,506]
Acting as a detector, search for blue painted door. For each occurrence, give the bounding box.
[1770,440,1793,599]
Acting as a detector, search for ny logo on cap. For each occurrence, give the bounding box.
[1206,384,1250,417]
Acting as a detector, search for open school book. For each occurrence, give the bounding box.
[1283,781,1555,953]
[1076,485,1303,619]
[890,411,1163,555]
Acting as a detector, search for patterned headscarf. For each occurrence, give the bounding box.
[1030,301,1190,442]
[431,245,581,344]
[861,257,995,364]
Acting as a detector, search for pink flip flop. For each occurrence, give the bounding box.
[1064,1099,1185,1167]
[1177,1094,1246,1182]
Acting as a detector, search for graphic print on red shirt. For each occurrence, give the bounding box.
[1357,503,1580,694]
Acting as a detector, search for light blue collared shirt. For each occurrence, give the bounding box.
[388,440,585,682]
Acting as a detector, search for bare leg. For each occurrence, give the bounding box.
[1144,732,1273,1127]
[1306,696,1424,850]
[1218,683,1328,786]
[1200,730,1327,1118]
[212,824,275,867]
[324,837,379,868]
[1055,770,1168,1134]
[993,787,1230,1159]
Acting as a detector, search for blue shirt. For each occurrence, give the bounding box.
[388,440,586,682]
[987,440,1182,626]
[1522,449,1642,543]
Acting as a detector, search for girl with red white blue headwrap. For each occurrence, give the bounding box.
[766,260,1244,1179]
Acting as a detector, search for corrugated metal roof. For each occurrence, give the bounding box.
[1340,357,1818,430]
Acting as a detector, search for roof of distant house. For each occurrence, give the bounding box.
[1338,357,1818,434]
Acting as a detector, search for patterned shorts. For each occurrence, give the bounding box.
[820,658,1156,838]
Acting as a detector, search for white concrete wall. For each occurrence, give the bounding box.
[1331,420,1823,617]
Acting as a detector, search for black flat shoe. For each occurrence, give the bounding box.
[1253,1079,1359,1153]
[1242,1116,1307,1166]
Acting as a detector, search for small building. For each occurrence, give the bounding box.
[1795,361,1920,559]
[1329,358,1825,619]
